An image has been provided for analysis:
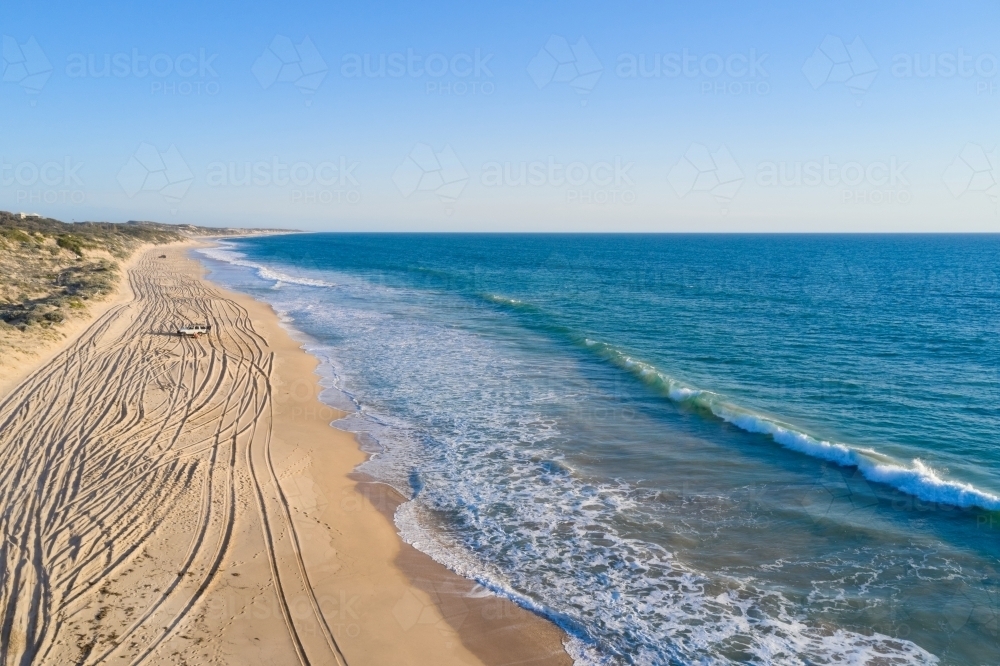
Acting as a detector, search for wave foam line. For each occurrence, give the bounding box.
[197,245,336,288]
[586,339,1000,512]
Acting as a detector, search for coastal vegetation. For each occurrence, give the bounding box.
[0,211,284,372]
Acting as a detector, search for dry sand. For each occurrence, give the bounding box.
[0,244,571,665]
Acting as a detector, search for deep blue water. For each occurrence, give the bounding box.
[199,234,1000,665]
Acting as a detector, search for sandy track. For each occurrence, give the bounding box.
[0,251,348,665]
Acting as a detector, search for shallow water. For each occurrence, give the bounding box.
[199,233,1000,665]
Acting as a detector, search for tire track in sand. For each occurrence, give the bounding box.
[0,250,348,665]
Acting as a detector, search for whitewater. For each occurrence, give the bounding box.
[198,234,1000,665]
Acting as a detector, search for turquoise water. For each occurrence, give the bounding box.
[199,234,1000,665]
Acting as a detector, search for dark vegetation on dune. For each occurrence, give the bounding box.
[0,212,287,331]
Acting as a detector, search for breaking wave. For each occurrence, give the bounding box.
[197,242,336,288]
[583,338,1000,512]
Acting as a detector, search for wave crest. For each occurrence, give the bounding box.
[198,244,336,288]
[587,339,1000,512]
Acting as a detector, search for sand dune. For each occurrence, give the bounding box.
[0,246,569,665]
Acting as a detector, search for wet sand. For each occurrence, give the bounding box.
[0,243,570,665]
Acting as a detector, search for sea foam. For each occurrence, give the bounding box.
[588,339,1000,512]
[197,243,336,288]
[259,284,942,665]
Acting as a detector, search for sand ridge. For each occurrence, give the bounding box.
[0,245,571,665]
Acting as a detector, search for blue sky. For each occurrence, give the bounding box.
[3,0,1000,231]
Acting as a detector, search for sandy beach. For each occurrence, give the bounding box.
[0,243,570,665]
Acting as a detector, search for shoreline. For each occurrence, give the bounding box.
[0,241,570,664]
[192,242,573,665]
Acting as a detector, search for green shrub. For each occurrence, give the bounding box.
[57,235,85,256]
[1,228,32,244]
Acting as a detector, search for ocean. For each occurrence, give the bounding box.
[198,233,1000,665]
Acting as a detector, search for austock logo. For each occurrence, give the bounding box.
[206,157,359,187]
[392,579,495,633]
[615,48,770,96]
[943,143,1000,204]
[65,47,220,96]
[480,157,636,204]
[252,35,328,102]
[892,50,998,79]
[527,35,603,102]
[891,49,1000,96]
[756,156,911,205]
[117,143,194,209]
[802,35,878,104]
[668,143,743,212]
[939,571,1000,659]
[1,156,86,205]
[206,157,362,205]
[2,35,53,101]
[340,47,495,96]
[392,144,469,204]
